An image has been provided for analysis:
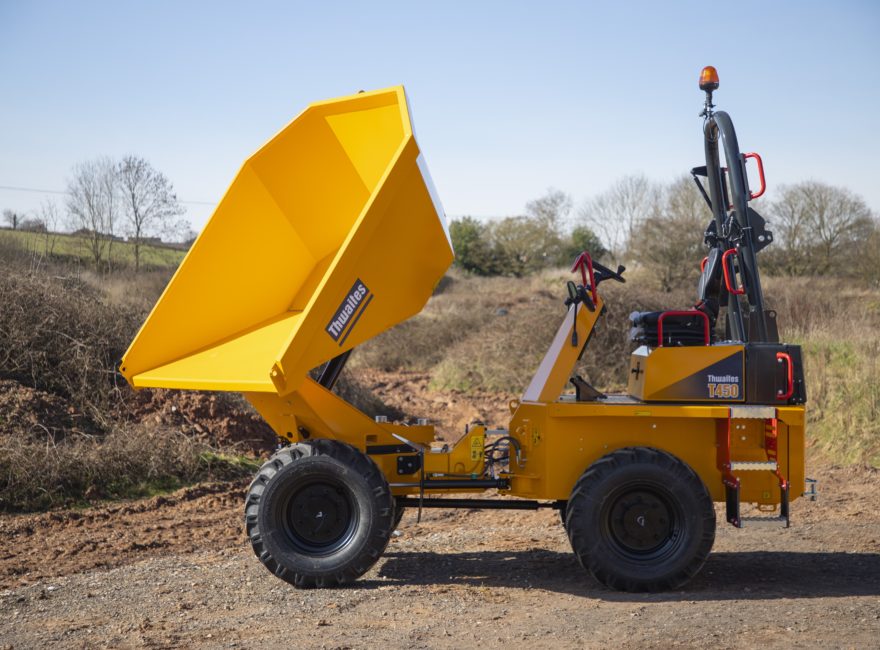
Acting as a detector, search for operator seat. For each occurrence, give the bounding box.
[629,248,723,348]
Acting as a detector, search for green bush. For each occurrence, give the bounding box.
[449,216,498,275]
[448,215,605,277]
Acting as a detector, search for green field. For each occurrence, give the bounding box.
[0,228,186,269]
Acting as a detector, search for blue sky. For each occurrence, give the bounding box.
[1,1,878,231]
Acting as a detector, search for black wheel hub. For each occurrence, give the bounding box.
[283,481,357,554]
[607,489,677,556]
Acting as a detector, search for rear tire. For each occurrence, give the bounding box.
[245,439,394,588]
[565,447,715,592]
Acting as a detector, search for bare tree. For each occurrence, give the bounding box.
[37,199,62,256]
[851,218,880,286]
[117,156,184,271]
[66,157,120,269]
[526,188,573,231]
[18,217,46,232]
[577,175,661,261]
[181,228,199,248]
[770,181,874,275]
[2,209,21,230]
[630,176,708,291]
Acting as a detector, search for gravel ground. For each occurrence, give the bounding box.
[0,465,878,649]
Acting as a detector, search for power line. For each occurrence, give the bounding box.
[0,184,216,206]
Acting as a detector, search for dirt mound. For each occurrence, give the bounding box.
[352,368,516,441]
[124,389,277,456]
[0,481,246,586]
[0,380,94,439]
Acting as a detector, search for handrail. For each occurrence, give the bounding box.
[571,251,598,305]
[722,248,745,295]
[776,352,794,400]
[657,310,710,347]
[743,152,766,200]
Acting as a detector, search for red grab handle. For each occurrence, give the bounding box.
[571,251,598,305]
[743,152,766,200]
[722,248,745,295]
[657,310,710,347]
[776,352,794,400]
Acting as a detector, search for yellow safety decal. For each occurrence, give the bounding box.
[470,435,484,461]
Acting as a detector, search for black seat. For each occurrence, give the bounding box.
[629,249,723,347]
[695,247,723,323]
[629,310,711,347]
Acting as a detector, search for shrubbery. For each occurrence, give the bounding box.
[0,248,399,511]
[449,179,879,290]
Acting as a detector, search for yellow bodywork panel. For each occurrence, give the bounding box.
[245,379,484,496]
[134,312,303,392]
[120,86,453,396]
[628,344,745,402]
[522,297,604,403]
[507,399,805,505]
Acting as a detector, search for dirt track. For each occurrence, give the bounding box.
[0,463,878,649]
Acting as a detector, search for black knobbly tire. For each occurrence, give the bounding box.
[244,439,394,588]
[565,447,715,592]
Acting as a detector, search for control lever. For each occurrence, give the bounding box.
[564,280,594,347]
[391,433,428,522]
[592,261,626,285]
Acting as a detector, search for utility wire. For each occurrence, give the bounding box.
[0,184,216,207]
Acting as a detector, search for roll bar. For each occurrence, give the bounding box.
[702,110,769,342]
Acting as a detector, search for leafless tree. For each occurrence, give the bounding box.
[770,181,874,275]
[37,199,62,256]
[2,209,21,230]
[851,218,880,286]
[181,228,199,248]
[66,157,120,269]
[117,155,184,271]
[630,176,708,291]
[18,217,46,232]
[526,188,573,231]
[577,175,661,261]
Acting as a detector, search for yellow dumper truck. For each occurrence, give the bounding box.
[121,68,809,592]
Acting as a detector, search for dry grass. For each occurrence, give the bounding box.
[763,276,880,466]
[0,269,144,427]
[0,424,257,511]
[0,257,394,511]
[0,228,185,270]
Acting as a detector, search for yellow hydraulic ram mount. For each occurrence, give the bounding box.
[122,70,811,593]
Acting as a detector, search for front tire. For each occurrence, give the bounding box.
[565,447,715,592]
[245,440,394,588]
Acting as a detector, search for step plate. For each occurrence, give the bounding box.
[740,516,789,528]
[729,406,777,419]
[730,460,778,471]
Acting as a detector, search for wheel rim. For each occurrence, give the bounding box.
[279,478,359,555]
[602,484,684,562]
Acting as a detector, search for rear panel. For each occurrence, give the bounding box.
[506,400,805,506]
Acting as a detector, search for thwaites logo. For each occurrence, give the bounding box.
[326,279,373,345]
[707,373,741,399]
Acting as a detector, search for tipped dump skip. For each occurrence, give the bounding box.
[121,86,453,396]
